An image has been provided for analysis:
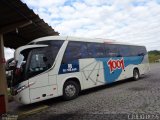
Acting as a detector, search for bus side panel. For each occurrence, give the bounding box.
[81,54,149,90]
[80,58,105,89]
[121,55,149,79]
[120,64,135,79]
[96,56,145,83]
[79,56,144,90]
[124,54,150,78]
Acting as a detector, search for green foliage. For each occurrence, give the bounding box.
[148,50,160,63]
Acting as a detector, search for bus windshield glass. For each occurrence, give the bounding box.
[26,47,54,79]
[12,40,64,86]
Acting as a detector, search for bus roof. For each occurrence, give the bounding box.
[29,36,143,47]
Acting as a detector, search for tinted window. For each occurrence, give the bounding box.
[87,43,105,58]
[130,46,147,56]
[27,47,54,78]
[137,46,147,55]
[105,44,119,57]
[26,40,63,78]
[118,45,131,57]
[105,44,146,57]
[128,46,135,56]
[62,41,88,63]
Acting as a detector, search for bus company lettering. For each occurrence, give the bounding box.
[63,64,77,72]
[107,58,125,73]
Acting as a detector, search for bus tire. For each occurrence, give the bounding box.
[133,68,140,80]
[63,81,80,100]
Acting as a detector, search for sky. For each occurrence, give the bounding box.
[4,0,160,60]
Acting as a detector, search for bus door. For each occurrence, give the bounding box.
[26,46,58,103]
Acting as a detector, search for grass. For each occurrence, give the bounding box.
[148,54,160,63]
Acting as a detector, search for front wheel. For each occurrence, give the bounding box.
[63,81,80,100]
[133,69,140,80]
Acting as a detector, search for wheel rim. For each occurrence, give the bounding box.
[65,85,76,97]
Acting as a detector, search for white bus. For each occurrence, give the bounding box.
[10,36,150,104]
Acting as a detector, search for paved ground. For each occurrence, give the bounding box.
[8,63,160,119]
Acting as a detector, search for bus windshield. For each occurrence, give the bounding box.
[26,47,54,79]
[12,40,64,87]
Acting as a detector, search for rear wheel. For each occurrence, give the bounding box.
[63,81,80,100]
[133,69,140,80]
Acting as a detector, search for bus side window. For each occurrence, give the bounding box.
[118,45,131,57]
[62,41,88,64]
[105,44,119,57]
[130,46,146,56]
[87,43,105,58]
[137,46,147,56]
[26,46,56,78]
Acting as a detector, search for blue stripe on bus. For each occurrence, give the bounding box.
[96,56,144,83]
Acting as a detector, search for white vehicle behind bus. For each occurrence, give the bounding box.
[10,36,150,104]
